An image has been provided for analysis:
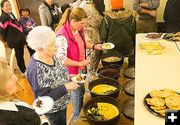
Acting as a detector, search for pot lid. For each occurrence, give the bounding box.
[123,66,135,79]
[123,79,135,96]
[123,98,134,120]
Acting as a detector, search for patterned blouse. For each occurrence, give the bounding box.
[27,56,71,113]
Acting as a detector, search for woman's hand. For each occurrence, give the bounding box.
[94,44,103,50]
[78,59,90,66]
[65,81,80,91]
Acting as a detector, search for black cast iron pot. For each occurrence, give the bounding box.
[88,78,121,98]
[83,96,121,125]
[97,65,120,80]
[101,51,124,67]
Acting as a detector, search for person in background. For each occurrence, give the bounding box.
[71,0,103,73]
[92,0,105,16]
[111,0,124,11]
[104,0,112,11]
[19,8,37,35]
[0,0,26,75]
[55,7,103,121]
[133,0,160,33]
[39,0,60,30]
[163,0,180,33]
[60,3,70,14]
[26,26,79,125]
[19,8,36,56]
[99,9,136,65]
[0,57,41,125]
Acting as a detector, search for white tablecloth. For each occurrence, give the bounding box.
[135,33,180,125]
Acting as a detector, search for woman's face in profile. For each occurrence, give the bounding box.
[3,74,18,96]
[44,41,58,57]
[74,18,86,31]
[1,1,12,14]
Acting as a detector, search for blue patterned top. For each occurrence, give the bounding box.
[27,56,71,113]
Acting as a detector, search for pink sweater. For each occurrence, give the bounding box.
[56,21,86,74]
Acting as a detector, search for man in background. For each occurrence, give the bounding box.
[133,0,160,33]
[163,0,180,33]
[39,0,60,30]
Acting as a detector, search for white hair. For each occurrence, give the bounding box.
[26,26,56,50]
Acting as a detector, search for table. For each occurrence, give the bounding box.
[135,33,180,125]
[175,42,180,52]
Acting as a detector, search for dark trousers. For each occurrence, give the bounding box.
[14,45,35,73]
[46,108,66,125]
[14,47,26,73]
[27,45,35,57]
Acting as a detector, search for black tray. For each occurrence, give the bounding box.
[143,94,164,118]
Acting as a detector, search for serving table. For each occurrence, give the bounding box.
[75,67,134,125]
[135,33,180,125]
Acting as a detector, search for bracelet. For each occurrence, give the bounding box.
[92,44,96,50]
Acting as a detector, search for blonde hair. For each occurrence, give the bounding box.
[0,57,13,101]
[55,7,87,32]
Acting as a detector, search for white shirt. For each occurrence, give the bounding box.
[0,99,30,111]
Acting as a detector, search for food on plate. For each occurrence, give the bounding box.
[139,42,164,55]
[76,74,86,82]
[139,42,163,50]
[145,89,180,117]
[103,56,121,62]
[146,97,165,107]
[165,96,180,107]
[163,32,180,41]
[87,102,119,120]
[145,33,163,39]
[175,32,180,37]
[91,84,117,95]
[102,43,114,49]
[102,43,111,49]
[36,99,42,108]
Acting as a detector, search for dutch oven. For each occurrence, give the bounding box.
[88,78,121,98]
[101,51,124,67]
[83,96,121,125]
[97,65,120,80]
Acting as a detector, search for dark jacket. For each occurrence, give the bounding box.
[100,10,136,55]
[92,0,105,16]
[0,105,40,125]
[163,0,180,33]
[0,12,26,48]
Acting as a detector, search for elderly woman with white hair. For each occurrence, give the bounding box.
[26,26,79,125]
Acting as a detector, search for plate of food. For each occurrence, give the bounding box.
[139,42,165,55]
[144,33,163,40]
[71,74,87,83]
[163,32,180,41]
[102,43,115,50]
[32,96,54,115]
[144,89,180,118]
